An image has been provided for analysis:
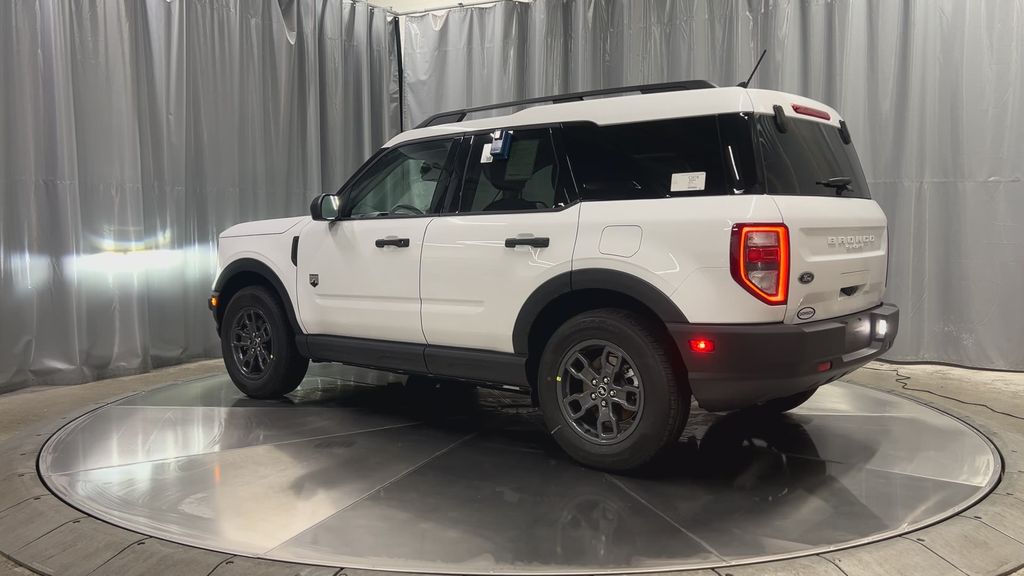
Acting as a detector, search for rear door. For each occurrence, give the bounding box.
[754,112,888,323]
[420,127,579,353]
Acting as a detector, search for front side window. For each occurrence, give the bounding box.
[564,115,734,200]
[346,139,454,218]
[457,129,571,213]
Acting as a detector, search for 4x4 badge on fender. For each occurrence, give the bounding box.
[798,271,814,284]
[309,274,319,288]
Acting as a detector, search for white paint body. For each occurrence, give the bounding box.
[214,86,888,354]
[421,205,580,351]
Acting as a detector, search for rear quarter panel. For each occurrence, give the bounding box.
[574,196,787,323]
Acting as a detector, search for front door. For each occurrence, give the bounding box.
[421,127,580,353]
[297,138,457,343]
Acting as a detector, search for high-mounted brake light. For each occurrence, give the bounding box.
[791,104,831,121]
[730,224,789,305]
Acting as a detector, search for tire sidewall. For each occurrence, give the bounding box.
[537,311,685,469]
[221,287,301,398]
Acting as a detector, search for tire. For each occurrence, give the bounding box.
[537,309,690,471]
[221,286,309,399]
[756,388,817,414]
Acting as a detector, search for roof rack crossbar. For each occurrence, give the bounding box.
[415,79,717,129]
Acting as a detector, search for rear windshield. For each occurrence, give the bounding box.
[755,115,871,199]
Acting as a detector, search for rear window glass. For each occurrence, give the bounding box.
[755,115,871,199]
[564,116,735,200]
[458,129,571,213]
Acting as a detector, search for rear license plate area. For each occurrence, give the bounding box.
[844,315,872,350]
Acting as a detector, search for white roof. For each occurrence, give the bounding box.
[385,87,842,148]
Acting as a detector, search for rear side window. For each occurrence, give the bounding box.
[457,129,572,213]
[755,115,871,199]
[563,116,735,200]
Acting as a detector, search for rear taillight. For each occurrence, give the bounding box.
[730,224,789,305]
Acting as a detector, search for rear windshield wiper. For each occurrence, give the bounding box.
[815,176,853,195]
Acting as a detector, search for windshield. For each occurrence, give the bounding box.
[755,115,870,199]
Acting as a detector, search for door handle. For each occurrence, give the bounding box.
[505,236,550,248]
[375,237,410,248]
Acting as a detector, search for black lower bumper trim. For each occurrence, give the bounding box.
[668,303,899,411]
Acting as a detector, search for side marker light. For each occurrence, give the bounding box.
[689,339,715,353]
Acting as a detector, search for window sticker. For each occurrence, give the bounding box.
[480,144,493,164]
[670,171,706,192]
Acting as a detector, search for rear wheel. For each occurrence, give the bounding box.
[757,388,817,414]
[537,309,689,471]
[221,286,308,399]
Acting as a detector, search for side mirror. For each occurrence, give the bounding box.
[310,194,341,221]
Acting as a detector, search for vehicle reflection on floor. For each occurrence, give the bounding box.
[39,365,999,574]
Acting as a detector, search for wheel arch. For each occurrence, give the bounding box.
[214,258,301,335]
[514,269,689,391]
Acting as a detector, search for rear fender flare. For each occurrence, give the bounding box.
[512,269,688,354]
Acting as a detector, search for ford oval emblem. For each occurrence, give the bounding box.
[798,271,815,284]
[797,307,816,320]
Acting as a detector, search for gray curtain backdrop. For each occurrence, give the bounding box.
[0,0,399,391]
[403,0,1024,371]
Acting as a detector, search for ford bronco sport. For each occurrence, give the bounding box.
[210,80,899,471]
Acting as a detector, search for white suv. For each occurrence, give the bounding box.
[210,81,899,471]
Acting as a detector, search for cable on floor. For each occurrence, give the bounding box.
[863,365,1024,421]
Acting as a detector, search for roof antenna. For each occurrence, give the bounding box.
[737,49,767,88]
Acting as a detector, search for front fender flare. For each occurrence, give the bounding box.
[213,258,302,335]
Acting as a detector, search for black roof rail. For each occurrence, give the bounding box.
[415,79,718,129]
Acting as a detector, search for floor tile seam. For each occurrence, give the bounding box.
[11,514,88,554]
[202,556,345,576]
[764,451,991,489]
[42,421,424,477]
[960,515,1024,547]
[897,535,970,576]
[603,474,728,564]
[818,554,851,576]
[793,411,919,416]
[0,493,50,517]
[83,536,150,576]
[102,403,361,410]
[264,431,479,557]
[204,555,234,576]
[857,463,991,488]
[0,548,45,576]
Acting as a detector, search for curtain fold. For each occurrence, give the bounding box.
[0,0,400,391]
[403,0,1024,371]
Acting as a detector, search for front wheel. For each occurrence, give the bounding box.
[221,286,309,399]
[537,309,690,471]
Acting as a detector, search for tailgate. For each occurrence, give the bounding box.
[772,196,888,324]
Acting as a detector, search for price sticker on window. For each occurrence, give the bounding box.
[670,171,706,192]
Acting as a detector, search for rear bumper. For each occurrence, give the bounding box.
[668,303,899,411]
